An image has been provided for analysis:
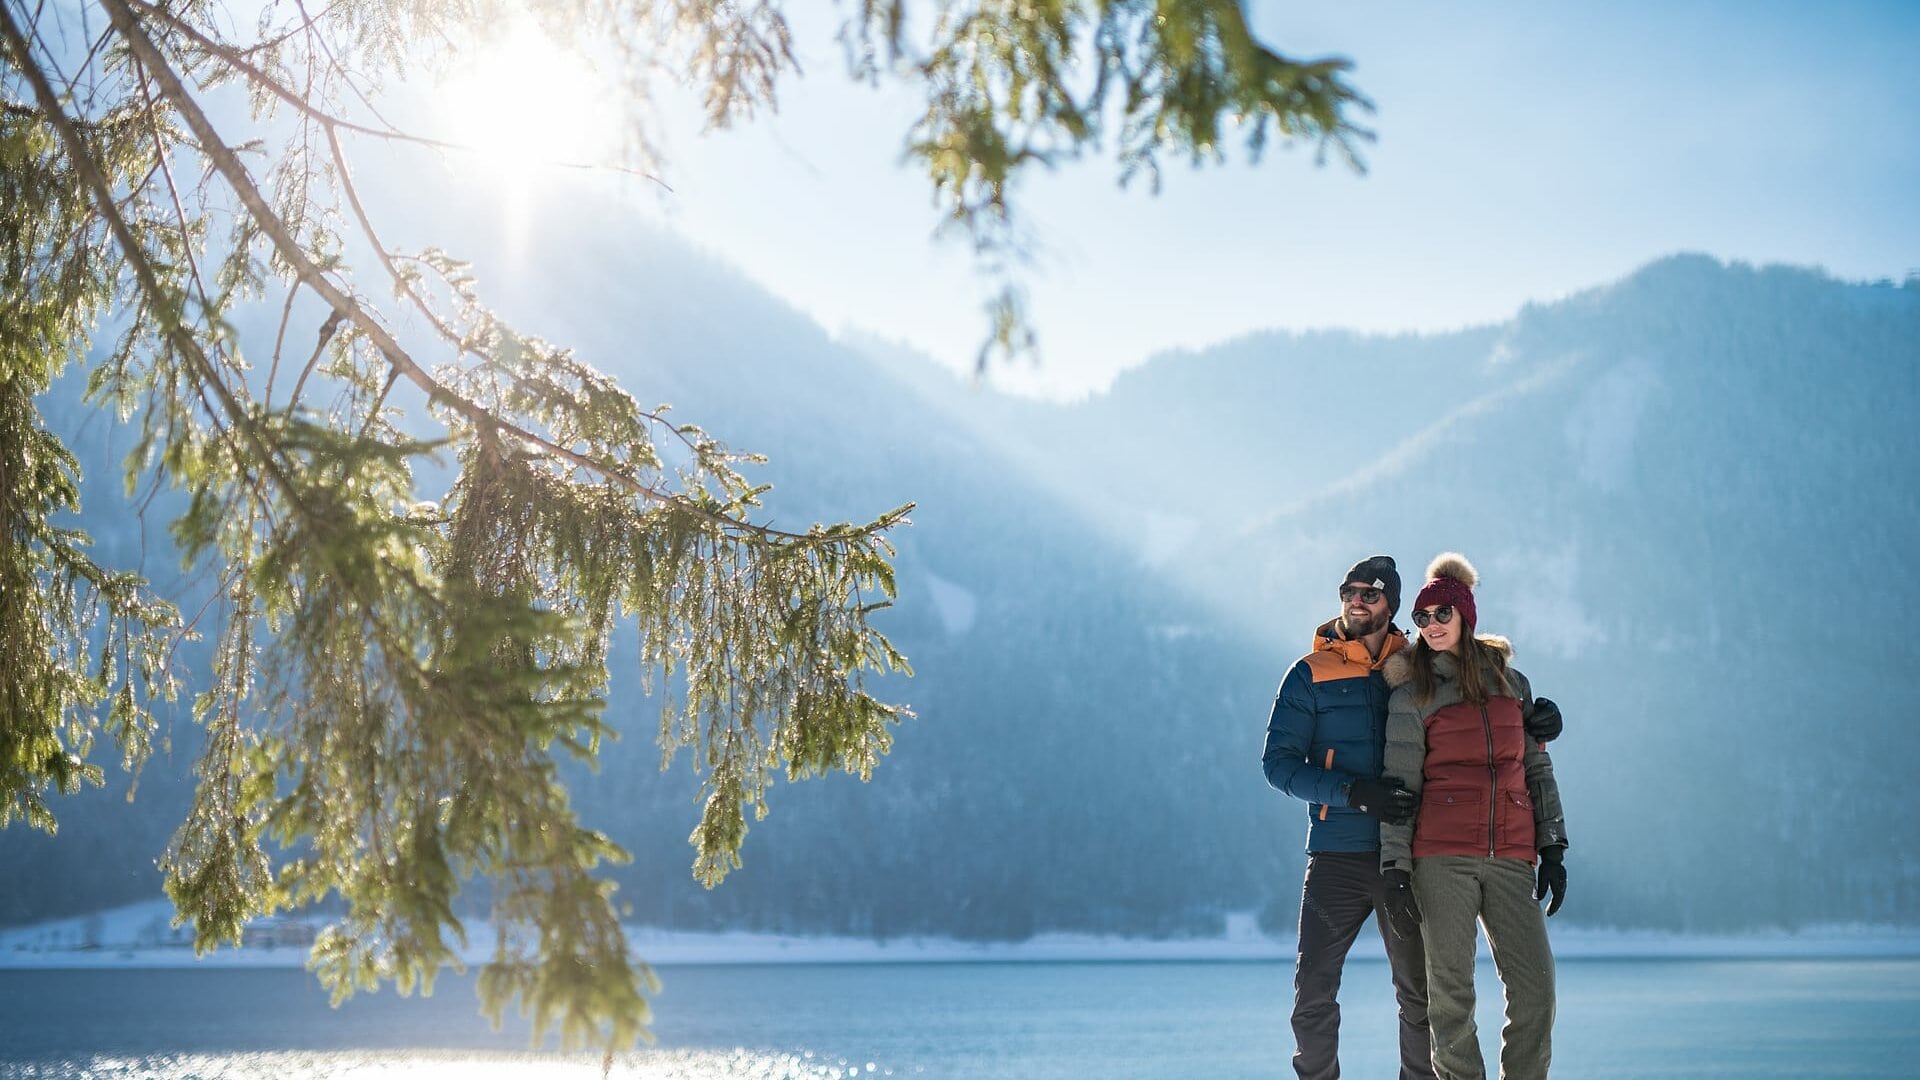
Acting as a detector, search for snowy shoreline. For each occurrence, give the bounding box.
[6,899,1918,970]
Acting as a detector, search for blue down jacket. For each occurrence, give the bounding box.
[1262,620,1408,853]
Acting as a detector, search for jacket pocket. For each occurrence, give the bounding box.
[1415,786,1485,850]
[1318,748,1334,820]
[1495,789,1535,852]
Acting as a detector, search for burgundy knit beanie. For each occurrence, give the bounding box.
[1413,552,1479,630]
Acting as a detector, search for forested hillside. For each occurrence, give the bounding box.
[9,229,1917,937]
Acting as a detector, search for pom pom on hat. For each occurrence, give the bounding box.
[1425,552,1478,589]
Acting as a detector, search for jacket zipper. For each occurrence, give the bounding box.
[1481,704,1496,857]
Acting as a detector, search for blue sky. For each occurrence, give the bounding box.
[534,2,1920,399]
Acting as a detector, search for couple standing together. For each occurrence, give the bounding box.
[1263,553,1569,1080]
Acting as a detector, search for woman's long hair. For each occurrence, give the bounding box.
[1408,622,1514,707]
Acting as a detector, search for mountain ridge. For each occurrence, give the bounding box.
[7,208,1916,938]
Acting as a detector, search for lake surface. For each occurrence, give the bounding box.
[2,957,1916,1078]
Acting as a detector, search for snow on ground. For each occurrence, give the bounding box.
[4,899,1918,969]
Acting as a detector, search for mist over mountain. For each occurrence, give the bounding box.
[9,204,1917,942]
[850,253,1920,932]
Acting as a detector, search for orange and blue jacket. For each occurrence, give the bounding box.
[1262,620,1408,853]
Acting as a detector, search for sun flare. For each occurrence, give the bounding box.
[432,25,618,184]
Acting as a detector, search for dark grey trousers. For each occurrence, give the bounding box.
[1293,851,1438,1080]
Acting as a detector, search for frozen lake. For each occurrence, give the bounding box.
[2,957,1917,1078]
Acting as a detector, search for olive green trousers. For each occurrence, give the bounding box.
[1411,856,1555,1080]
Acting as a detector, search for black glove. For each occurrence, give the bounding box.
[1346,776,1417,825]
[1535,845,1567,916]
[1382,869,1422,941]
[1524,697,1563,743]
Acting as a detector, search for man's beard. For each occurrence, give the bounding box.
[1338,609,1386,639]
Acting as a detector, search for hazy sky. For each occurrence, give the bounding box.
[536,1,1920,399]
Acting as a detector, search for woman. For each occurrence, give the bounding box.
[1377,552,1568,1080]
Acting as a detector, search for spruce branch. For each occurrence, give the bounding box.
[114,0,894,547]
[121,0,671,185]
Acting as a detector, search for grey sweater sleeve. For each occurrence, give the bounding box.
[1379,684,1426,874]
[1514,668,1569,851]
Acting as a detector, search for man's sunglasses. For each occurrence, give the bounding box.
[1339,585,1385,605]
[1410,605,1455,628]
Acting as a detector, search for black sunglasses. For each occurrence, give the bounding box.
[1410,605,1455,628]
[1339,585,1384,605]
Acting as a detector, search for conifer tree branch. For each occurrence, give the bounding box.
[2,1,308,529]
[120,0,670,185]
[0,0,184,832]
[239,0,345,60]
[108,0,897,547]
[126,51,273,514]
[9,7,458,847]
[316,124,719,478]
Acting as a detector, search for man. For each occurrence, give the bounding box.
[1263,555,1433,1080]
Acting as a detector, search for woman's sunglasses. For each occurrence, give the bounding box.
[1410,605,1455,628]
[1339,585,1384,604]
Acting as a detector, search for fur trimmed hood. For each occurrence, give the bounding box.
[1383,634,1513,689]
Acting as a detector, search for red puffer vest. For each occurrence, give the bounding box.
[1413,695,1537,860]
